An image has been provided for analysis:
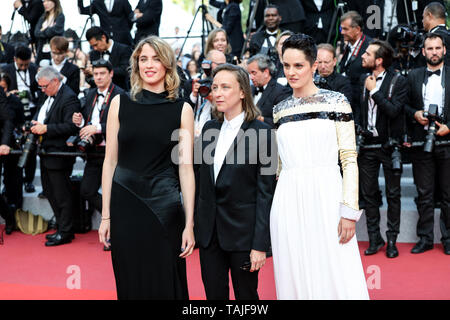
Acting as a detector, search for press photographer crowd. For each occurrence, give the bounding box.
[0,0,449,298]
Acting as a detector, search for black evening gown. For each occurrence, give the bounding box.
[110,90,188,300]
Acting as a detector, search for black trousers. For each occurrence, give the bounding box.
[80,156,103,213]
[199,227,259,300]
[358,147,402,238]
[410,146,450,245]
[24,148,37,185]
[40,162,74,235]
[2,154,23,208]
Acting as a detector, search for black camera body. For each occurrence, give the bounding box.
[391,25,424,50]
[313,73,332,90]
[198,78,213,98]
[67,134,100,153]
[355,126,373,154]
[384,138,403,176]
[423,104,442,153]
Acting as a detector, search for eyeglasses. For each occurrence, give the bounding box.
[38,79,54,90]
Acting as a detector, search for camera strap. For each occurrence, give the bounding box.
[88,84,115,123]
[387,73,401,140]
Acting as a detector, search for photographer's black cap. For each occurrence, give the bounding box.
[92,59,113,72]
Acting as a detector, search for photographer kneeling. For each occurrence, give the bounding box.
[71,59,123,250]
[405,33,450,255]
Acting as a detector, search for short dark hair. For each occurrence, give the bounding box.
[423,32,446,48]
[0,72,12,90]
[86,26,109,42]
[370,39,394,69]
[424,2,446,20]
[92,59,113,72]
[14,46,32,61]
[265,4,280,14]
[281,33,317,66]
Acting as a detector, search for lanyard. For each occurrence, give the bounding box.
[345,35,366,66]
[88,84,115,122]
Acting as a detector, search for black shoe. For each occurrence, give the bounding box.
[443,242,450,255]
[5,220,14,235]
[38,192,46,199]
[4,205,16,235]
[24,183,36,193]
[386,235,399,258]
[45,231,59,240]
[411,240,433,254]
[45,233,74,246]
[364,235,385,255]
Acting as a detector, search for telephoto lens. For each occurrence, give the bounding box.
[17,133,37,168]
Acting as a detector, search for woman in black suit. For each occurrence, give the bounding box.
[221,0,244,58]
[34,0,65,66]
[196,63,277,300]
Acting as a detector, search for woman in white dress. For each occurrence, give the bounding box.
[270,34,370,300]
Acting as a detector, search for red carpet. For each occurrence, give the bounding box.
[0,229,449,300]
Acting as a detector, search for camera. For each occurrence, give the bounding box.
[313,73,331,90]
[390,25,424,50]
[17,125,38,169]
[355,126,373,154]
[198,59,214,98]
[67,134,98,153]
[423,104,442,153]
[384,138,403,176]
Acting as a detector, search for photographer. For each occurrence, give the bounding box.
[2,45,39,193]
[315,43,352,104]
[32,66,80,246]
[422,2,450,66]
[248,5,283,60]
[405,33,450,255]
[13,0,45,46]
[71,59,123,249]
[357,40,408,258]
[246,54,291,128]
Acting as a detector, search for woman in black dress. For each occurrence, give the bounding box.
[99,36,196,300]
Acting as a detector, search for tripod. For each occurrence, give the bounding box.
[76,0,96,51]
[327,0,347,45]
[7,8,35,54]
[177,0,213,62]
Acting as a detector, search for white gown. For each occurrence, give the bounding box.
[270,90,370,300]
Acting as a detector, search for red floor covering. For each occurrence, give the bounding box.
[0,230,449,300]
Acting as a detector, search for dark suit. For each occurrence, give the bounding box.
[196,118,276,300]
[17,0,45,45]
[222,3,244,57]
[34,13,65,65]
[430,25,450,66]
[357,70,407,240]
[34,84,80,235]
[78,83,123,213]
[0,42,15,65]
[252,78,292,128]
[323,71,353,104]
[134,0,162,43]
[405,66,450,246]
[302,0,336,44]
[78,0,133,46]
[89,42,132,90]
[272,0,305,33]
[50,60,80,96]
[248,28,282,57]
[338,34,372,108]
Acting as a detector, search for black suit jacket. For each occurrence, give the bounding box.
[248,28,283,56]
[326,71,353,105]
[18,0,45,44]
[80,83,124,139]
[252,78,292,128]
[273,0,305,25]
[196,118,276,252]
[2,62,39,104]
[302,0,336,44]
[405,66,450,143]
[222,3,244,57]
[89,42,132,90]
[338,34,372,106]
[34,84,80,170]
[78,0,133,46]
[0,42,15,65]
[358,70,408,142]
[34,13,65,63]
[51,61,80,96]
[0,89,14,147]
[134,0,162,42]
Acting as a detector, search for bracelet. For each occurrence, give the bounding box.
[101,217,110,220]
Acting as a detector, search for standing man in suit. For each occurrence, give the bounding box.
[49,36,80,95]
[246,54,291,128]
[405,33,450,255]
[85,27,132,91]
[422,2,450,66]
[31,66,80,246]
[72,59,123,249]
[302,0,336,45]
[358,40,407,258]
[2,46,39,193]
[316,43,353,104]
[78,0,134,46]
[196,64,276,300]
[338,11,372,111]
[13,0,45,47]
[248,5,283,58]
[133,0,163,43]
[271,0,305,34]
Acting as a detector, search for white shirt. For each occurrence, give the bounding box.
[190,93,213,138]
[345,35,363,65]
[105,0,114,12]
[423,67,444,118]
[214,112,245,183]
[253,83,268,105]
[367,71,386,137]
[262,29,278,49]
[15,62,31,94]
[37,83,63,124]
[91,88,108,132]
[383,0,398,33]
[314,0,324,28]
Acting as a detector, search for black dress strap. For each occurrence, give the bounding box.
[275,111,354,129]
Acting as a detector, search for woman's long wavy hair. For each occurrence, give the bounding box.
[205,29,232,56]
[129,36,180,101]
[44,0,63,21]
